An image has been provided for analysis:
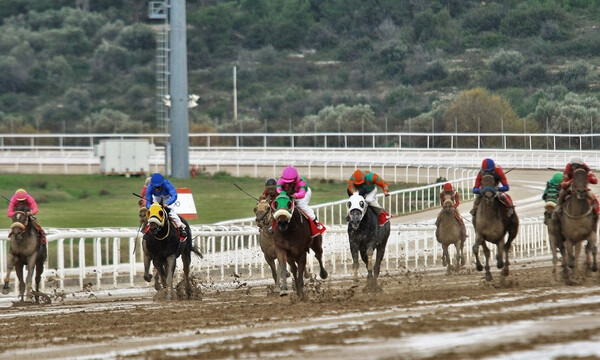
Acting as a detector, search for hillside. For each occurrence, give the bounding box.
[1,0,600,147]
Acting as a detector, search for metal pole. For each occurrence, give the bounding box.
[169,0,190,178]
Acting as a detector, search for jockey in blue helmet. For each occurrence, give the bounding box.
[145,173,187,239]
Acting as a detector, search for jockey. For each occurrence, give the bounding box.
[347,169,391,225]
[439,182,459,208]
[556,156,599,214]
[276,166,324,231]
[7,188,47,248]
[259,178,278,204]
[139,176,151,208]
[470,158,515,218]
[542,172,563,205]
[436,183,466,233]
[145,173,187,240]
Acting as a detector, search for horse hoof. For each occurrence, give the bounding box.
[485,273,493,281]
[476,264,483,272]
[320,269,328,280]
[143,274,152,282]
[279,289,289,297]
[1,288,9,295]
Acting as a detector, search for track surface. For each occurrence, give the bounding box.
[2,170,600,360]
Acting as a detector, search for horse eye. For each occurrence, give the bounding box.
[287,201,292,208]
[347,201,351,209]
[159,210,164,217]
[359,201,365,207]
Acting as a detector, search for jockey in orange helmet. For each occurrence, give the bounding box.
[7,188,47,248]
[347,169,391,225]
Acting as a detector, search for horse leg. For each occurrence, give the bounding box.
[181,248,192,299]
[350,242,360,282]
[288,260,299,295]
[365,248,375,288]
[472,238,484,272]
[296,255,307,299]
[442,244,449,267]
[34,260,44,304]
[496,240,505,270]
[2,254,16,295]
[588,232,598,272]
[165,256,177,300]
[310,236,328,280]
[481,241,493,281]
[265,254,278,288]
[142,240,152,283]
[567,240,577,269]
[16,265,25,301]
[24,256,37,301]
[373,244,386,279]
[276,249,289,296]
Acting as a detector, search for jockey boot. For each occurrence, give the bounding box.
[178,225,187,240]
[470,195,481,216]
[507,206,514,218]
[313,218,324,230]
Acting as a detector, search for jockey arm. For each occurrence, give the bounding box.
[163,179,178,206]
[7,194,38,217]
[371,172,390,196]
[453,190,460,208]
[495,166,509,192]
[472,172,483,194]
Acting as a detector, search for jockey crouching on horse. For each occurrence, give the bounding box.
[144,173,187,241]
[347,169,391,226]
[7,189,47,251]
[470,158,516,224]
[543,173,563,205]
[260,178,278,204]
[436,182,466,231]
[276,166,325,235]
[555,156,599,218]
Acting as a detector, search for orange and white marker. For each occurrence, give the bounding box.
[172,188,197,219]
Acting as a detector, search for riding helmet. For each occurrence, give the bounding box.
[550,173,563,185]
[15,188,28,201]
[281,166,298,183]
[352,169,365,185]
[150,173,165,188]
[265,178,277,187]
[443,183,453,192]
[481,158,495,171]
[569,155,584,166]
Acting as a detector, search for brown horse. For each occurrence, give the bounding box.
[271,193,328,298]
[473,174,519,281]
[254,199,282,288]
[435,194,466,272]
[553,168,598,281]
[2,211,48,303]
[543,201,561,274]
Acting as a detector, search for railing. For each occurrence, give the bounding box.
[0,218,551,295]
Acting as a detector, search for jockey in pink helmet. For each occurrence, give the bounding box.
[276,166,323,231]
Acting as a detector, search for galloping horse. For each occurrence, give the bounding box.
[473,174,519,281]
[2,211,47,303]
[143,202,202,300]
[346,193,390,290]
[435,193,466,272]
[543,201,561,274]
[553,168,598,280]
[271,193,328,298]
[254,199,282,288]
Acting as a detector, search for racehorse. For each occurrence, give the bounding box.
[143,202,202,300]
[2,211,47,303]
[473,174,519,281]
[543,201,561,274]
[271,193,328,298]
[254,199,282,288]
[553,168,598,280]
[435,194,466,272]
[346,192,390,290]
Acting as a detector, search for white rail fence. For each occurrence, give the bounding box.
[0,218,551,295]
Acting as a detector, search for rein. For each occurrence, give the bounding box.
[152,219,171,240]
[563,198,593,219]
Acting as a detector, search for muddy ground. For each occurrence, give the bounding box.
[1,258,600,360]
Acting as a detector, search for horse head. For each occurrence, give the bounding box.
[480,173,498,204]
[572,167,588,200]
[442,193,455,210]
[346,192,368,230]
[146,202,167,238]
[254,199,272,229]
[271,193,294,231]
[10,211,30,239]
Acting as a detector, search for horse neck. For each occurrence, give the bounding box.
[478,195,501,218]
[565,194,591,216]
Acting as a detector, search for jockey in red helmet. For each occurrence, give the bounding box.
[436,182,466,237]
[259,178,278,204]
[556,156,599,215]
[470,158,515,220]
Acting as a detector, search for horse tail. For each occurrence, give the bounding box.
[191,245,203,259]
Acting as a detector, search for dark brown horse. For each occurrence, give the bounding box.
[553,168,598,281]
[2,211,48,303]
[271,193,328,298]
[473,174,519,281]
[143,202,202,300]
[346,193,390,291]
[435,193,466,272]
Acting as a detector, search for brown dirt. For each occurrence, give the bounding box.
[2,259,600,360]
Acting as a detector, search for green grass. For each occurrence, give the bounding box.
[0,173,410,228]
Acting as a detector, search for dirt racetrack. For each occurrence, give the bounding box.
[2,169,600,360]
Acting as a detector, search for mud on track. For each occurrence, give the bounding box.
[1,258,600,360]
